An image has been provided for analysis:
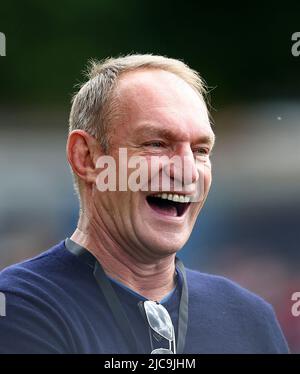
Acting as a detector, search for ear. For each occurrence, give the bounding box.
[66,130,102,185]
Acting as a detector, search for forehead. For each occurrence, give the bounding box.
[113,69,213,141]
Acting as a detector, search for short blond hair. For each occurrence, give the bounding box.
[68,54,207,195]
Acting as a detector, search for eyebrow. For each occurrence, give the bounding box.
[134,123,215,147]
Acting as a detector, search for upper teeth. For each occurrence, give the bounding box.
[151,193,191,203]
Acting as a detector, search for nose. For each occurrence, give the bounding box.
[168,145,199,187]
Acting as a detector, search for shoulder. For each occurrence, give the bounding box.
[0,239,91,318]
[186,267,271,312]
[185,268,289,353]
[0,241,81,353]
[0,240,78,289]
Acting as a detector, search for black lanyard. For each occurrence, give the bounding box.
[65,238,188,354]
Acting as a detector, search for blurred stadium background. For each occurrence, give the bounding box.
[0,1,299,353]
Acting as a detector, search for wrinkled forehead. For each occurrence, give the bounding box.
[116,69,206,110]
[113,69,213,139]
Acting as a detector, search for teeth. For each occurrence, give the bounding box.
[173,194,179,202]
[151,193,191,203]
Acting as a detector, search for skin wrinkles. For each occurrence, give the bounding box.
[68,69,215,301]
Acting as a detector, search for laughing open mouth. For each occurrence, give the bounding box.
[146,193,191,217]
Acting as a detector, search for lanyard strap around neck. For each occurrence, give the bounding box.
[175,257,189,354]
[93,261,140,353]
[65,238,189,354]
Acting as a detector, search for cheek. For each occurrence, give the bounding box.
[204,162,212,189]
[195,162,212,199]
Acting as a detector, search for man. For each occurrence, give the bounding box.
[0,54,289,353]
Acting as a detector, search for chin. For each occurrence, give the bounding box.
[141,231,191,257]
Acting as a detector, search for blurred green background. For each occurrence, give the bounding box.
[0,0,299,352]
[1,1,300,106]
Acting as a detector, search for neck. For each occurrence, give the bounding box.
[71,217,177,302]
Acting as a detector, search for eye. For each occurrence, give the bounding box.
[194,147,210,156]
[144,141,164,148]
